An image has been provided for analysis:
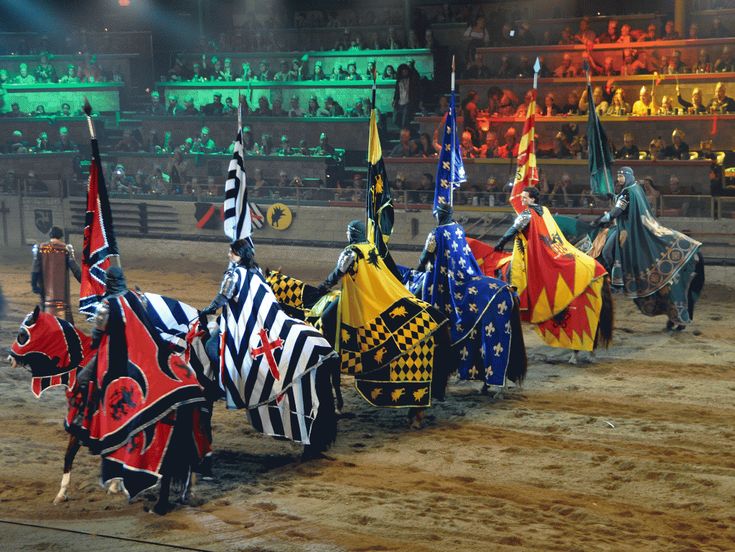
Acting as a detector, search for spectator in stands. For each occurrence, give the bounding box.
[236,62,254,81]
[460,130,479,158]
[637,23,658,42]
[201,93,224,116]
[288,59,303,81]
[667,50,688,74]
[386,26,402,49]
[575,17,596,45]
[461,90,480,141]
[55,127,77,151]
[691,49,711,74]
[166,149,188,193]
[14,63,36,84]
[558,26,575,45]
[319,96,345,117]
[698,139,717,163]
[480,131,498,158]
[415,132,436,157]
[57,64,79,84]
[658,95,675,115]
[33,105,47,117]
[8,130,28,153]
[190,63,207,82]
[222,96,236,115]
[647,137,665,160]
[640,176,660,210]
[305,95,320,117]
[462,14,490,59]
[542,93,560,116]
[312,61,327,81]
[57,103,73,117]
[110,164,132,193]
[390,128,415,157]
[578,85,609,115]
[190,127,216,154]
[278,135,295,155]
[288,96,303,117]
[707,17,730,38]
[256,61,272,81]
[714,46,735,73]
[553,53,578,78]
[349,99,366,117]
[621,49,646,76]
[115,129,142,152]
[255,133,274,155]
[687,22,699,40]
[181,96,199,116]
[485,87,502,116]
[496,127,519,158]
[497,89,518,116]
[463,52,491,79]
[271,97,286,116]
[393,63,420,129]
[345,62,362,81]
[34,52,57,83]
[314,132,336,156]
[147,167,168,195]
[560,91,580,115]
[596,19,619,43]
[515,55,535,79]
[615,132,640,160]
[254,96,272,116]
[515,90,541,117]
[662,20,680,40]
[251,168,267,198]
[606,87,630,115]
[242,126,256,152]
[7,103,24,118]
[273,60,290,82]
[296,139,309,156]
[708,82,735,113]
[168,54,190,81]
[167,95,181,116]
[632,86,657,116]
[145,91,164,115]
[617,23,634,44]
[218,57,234,81]
[495,54,515,78]
[328,63,345,81]
[548,174,573,207]
[382,64,397,80]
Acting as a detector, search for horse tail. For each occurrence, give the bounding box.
[688,252,705,320]
[431,322,452,401]
[306,355,338,454]
[594,276,614,350]
[506,294,528,385]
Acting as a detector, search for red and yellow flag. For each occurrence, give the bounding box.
[509,89,539,214]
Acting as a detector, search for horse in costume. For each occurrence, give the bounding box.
[399,205,527,393]
[9,298,212,515]
[591,166,705,330]
[200,239,338,458]
[266,222,451,427]
[477,187,613,362]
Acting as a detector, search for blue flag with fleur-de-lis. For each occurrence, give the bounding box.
[433,90,466,212]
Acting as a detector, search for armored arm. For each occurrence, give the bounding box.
[66,244,82,282]
[495,210,531,251]
[201,270,237,316]
[90,301,110,350]
[416,231,436,271]
[595,192,629,226]
[317,248,356,295]
[31,245,42,294]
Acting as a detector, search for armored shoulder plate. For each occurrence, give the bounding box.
[337,248,357,273]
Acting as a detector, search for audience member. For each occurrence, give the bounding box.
[661,129,689,160]
[553,53,578,78]
[708,82,735,113]
[55,127,77,151]
[496,127,519,158]
[632,86,657,116]
[615,132,640,160]
[596,19,619,43]
[714,46,735,73]
[390,128,415,157]
[662,20,680,40]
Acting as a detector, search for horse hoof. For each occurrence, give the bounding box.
[152,501,172,516]
[568,354,578,365]
[53,494,67,505]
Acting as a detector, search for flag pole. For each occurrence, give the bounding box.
[449,55,455,208]
[84,98,120,268]
[365,68,377,233]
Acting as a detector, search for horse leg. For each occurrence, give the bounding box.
[53,434,80,504]
[153,475,172,515]
[568,350,580,364]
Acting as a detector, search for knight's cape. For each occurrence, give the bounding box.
[66,290,205,497]
[607,182,701,298]
[219,266,336,444]
[415,222,514,385]
[337,243,445,408]
[510,207,607,351]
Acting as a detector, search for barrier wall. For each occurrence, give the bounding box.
[1,83,123,114]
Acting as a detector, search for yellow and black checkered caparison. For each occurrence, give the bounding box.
[265,270,305,311]
[337,243,445,408]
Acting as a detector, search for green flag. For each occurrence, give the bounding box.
[586,83,614,198]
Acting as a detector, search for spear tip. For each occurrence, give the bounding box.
[83,97,92,117]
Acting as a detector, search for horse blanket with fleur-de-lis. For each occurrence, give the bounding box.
[407,222,515,386]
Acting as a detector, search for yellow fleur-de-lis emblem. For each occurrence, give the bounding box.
[440,178,449,189]
[493,342,504,356]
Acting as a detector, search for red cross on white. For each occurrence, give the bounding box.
[250,327,284,381]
